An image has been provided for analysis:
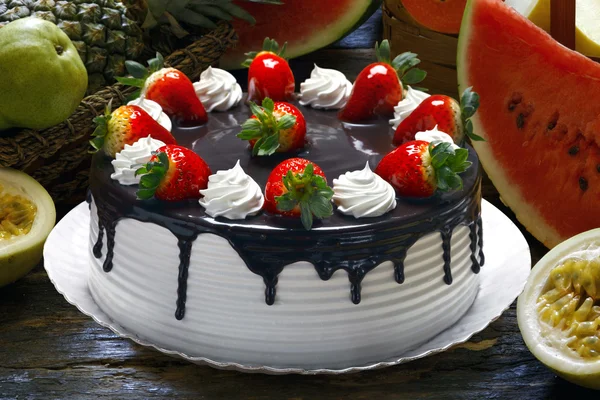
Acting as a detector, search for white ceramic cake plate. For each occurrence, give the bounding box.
[44,200,531,375]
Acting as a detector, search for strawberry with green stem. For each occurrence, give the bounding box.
[90,100,177,158]
[375,140,472,198]
[237,97,306,156]
[339,40,427,123]
[135,145,211,202]
[117,53,208,126]
[394,87,483,145]
[265,158,334,230]
[243,37,295,103]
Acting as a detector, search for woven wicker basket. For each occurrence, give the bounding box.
[383,0,589,97]
[0,22,237,206]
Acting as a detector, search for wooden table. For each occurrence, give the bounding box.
[2,11,600,400]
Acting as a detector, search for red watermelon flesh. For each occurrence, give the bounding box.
[219,0,381,70]
[402,0,467,34]
[457,0,600,248]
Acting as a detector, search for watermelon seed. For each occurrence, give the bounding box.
[568,146,579,156]
[597,164,600,173]
[507,93,522,111]
[579,177,588,192]
[517,114,525,129]
[547,112,559,130]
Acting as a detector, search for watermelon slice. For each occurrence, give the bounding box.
[457,0,600,248]
[219,0,382,70]
[402,0,467,34]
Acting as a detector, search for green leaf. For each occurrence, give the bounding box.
[313,175,329,190]
[300,202,313,230]
[401,68,427,85]
[303,162,314,178]
[256,133,280,156]
[248,102,269,123]
[89,136,104,152]
[219,1,256,23]
[279,41,287,58]
[375,40,391,64]
[461,87,480,119]
[237,129,263,140]
[262,97,275,113]
[124,61,148,79]
[391,52,420,74]
[309,194,333,219]
[115,76,146,87]
[276,114,296,130]
[140,173,161,189]
[275,193,297,211]
[136,188,156,200]
[191,5,233,21]
[431,150,450,169]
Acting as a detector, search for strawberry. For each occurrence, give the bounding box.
[243,38,295,103]
[375,140,472,198]
[135,145,211,202]
[264,158,334,230]
[339,40,427,123]
[394,87,483,145]
[117,53,208,126]
[90,101,177,158]
[237,97,306,156]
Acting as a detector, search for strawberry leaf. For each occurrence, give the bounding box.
[429,143,472,193]
[262,97,275,113]
[115,76,146,87]
[401,68,427,85]
[239,97,297,157]
[275,163,333,230]
[391,52,420,75]
[255,133,280,156]
[460,87,484,142]
[300,202,313,231]
[135,151,169,200]
[375,40,391,64]
[124,60,148,79]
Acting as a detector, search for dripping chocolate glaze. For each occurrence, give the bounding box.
[90,100,484,319]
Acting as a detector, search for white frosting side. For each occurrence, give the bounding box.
[389,86,430,129]
[415,126,460,150]
[110,136,166,186]
[299,64,352,110]
[127,97,172,132]
[333,162,397,218]
[199,160,264,219]
[193,67,242,112]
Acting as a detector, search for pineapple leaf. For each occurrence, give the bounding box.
[177,10,218,29]
[218,2,256,24]
[191,5,233,20]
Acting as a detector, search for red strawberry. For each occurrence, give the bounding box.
[237,98,306,156]
[375,140,472,198]
[90,102,177,158]
[243,38,295,103]
[117,53,208,126]
[264,158,334,230]
[135,145,211,202]
[339,40,427,123]
[394,87,483,145]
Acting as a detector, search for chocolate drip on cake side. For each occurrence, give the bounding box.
[91,186,483,317]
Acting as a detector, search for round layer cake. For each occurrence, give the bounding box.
[88,98,484,369]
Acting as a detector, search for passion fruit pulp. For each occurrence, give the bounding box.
[518,230,600,390]
[0,168,55,286]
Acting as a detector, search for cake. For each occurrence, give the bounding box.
[87,48,484,369]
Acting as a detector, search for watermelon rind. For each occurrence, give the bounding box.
[457,0,563,248]
[220,0,382,70]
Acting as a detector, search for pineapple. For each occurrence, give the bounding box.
[0,0,280,92]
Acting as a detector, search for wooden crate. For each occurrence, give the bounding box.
[382,0,459,97]
[383,0,587,98]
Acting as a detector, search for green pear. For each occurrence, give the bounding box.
[0,18,87,131]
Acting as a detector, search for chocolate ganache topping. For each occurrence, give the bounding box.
[90,99,484,320]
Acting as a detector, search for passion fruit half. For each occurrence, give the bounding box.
[0,168,55,286]
[518,229,600,390]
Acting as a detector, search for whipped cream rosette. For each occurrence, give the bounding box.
[299,64,352,110]
[199,160,264,219]
[389,86,430,129]
[111,136,166,185]
[194,67,243,112]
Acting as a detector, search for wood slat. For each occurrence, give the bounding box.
[550,0,576,49]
